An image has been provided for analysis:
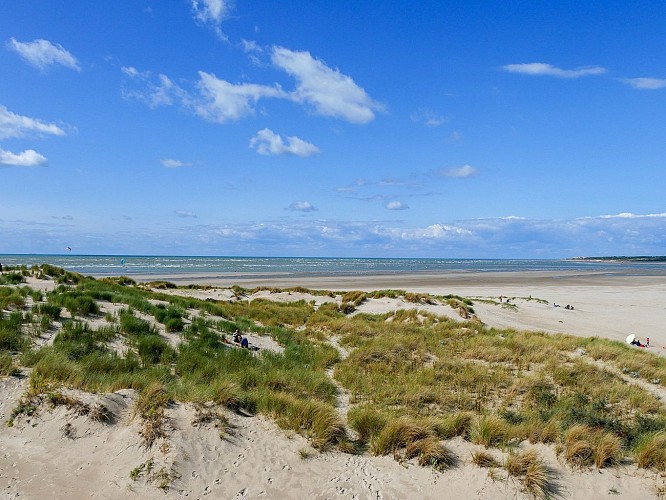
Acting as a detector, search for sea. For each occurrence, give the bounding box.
[1,255,665,278]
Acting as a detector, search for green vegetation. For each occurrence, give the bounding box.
[3,264,666,482]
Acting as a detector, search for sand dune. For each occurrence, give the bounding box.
[3,271,666,498]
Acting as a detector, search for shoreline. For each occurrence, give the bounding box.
[118,268,666,290]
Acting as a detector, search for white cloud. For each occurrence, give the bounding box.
[385,201,409,210]
[411,108,447,127]
[0,105,66,139]
[249,128,319,157]
[502,62,606,78]
[240,39,262,53]
[174,210,197,218]
[121,68,188,108]
[287,201,318,212]
[161,158,192,168]
[620,77,666,90]
[7,211,666,257]
[7,37,80,71]
[192,0,229,23]
[271,46,384,123]
[191,0,230,39]
[597,212,666,219]
[0,148,47,167]
[195,71,287,122]
[122,67,286,121]
[446,131,462,143]
[123,46,383,126]
[438,164,478,178]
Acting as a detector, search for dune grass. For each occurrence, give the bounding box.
[505,449,556,499]
[4,265,666,476]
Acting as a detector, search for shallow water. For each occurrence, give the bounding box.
[1,254,665,278]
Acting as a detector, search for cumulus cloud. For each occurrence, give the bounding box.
[0,148,47,167]
[385,201,409,210]
[249,128,319,157]
[174,210,197,218]
[502,62,606,78]
[271,46,384,123]
[122,46,382,126]
[161,158,192,168]
[287,201,318,212]
[0,105,66,139]
[620,77,666,90]
[437,164,478,178]
[195,72,287,122]
[7,37,80,71]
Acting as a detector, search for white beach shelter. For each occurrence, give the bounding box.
[625,333,636,344]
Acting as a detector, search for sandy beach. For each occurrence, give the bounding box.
[2,269,666,499]
[131,269,666,350]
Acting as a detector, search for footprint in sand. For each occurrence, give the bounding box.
[232,453,245,466]
[232,487,248,498]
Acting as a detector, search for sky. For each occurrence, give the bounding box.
[1,1,665,258]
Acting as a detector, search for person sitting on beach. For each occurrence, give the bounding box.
[646,337,650,347]
[233,330,242,343]
[631,338,644,347]
[241,337,249,349]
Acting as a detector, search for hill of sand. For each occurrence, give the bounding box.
[2,271,666,498]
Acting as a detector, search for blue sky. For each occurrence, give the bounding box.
[1,1,665,258]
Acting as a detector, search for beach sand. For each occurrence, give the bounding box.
[2,270,666,498]
[132,269,666,350]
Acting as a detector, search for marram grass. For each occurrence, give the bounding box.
[4,265,666,476]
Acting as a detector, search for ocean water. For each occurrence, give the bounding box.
[1,254,665,277]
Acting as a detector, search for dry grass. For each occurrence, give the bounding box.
[561,423,594,465]
[405,436,456,470]
[505,449,556,499]
[472,450,500,468]
[370,418,431,456]
[634,431,666,471]
[562,424,622,469]
[593,432,623,468]
[134,383,170,448]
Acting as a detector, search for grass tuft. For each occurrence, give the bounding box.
[405,436,456,470]
[634,431,666,471]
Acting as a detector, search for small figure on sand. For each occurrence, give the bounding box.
[233,330,241,343]
[627,334,645,348]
